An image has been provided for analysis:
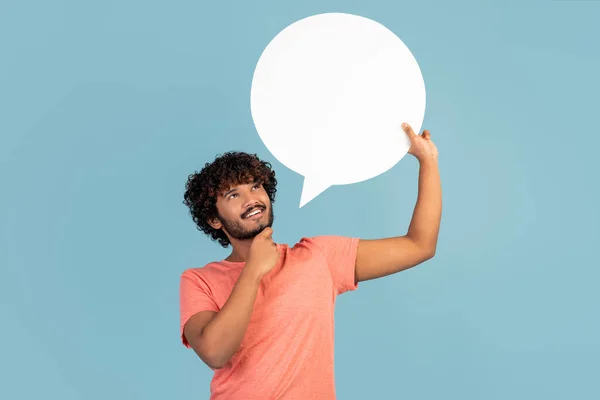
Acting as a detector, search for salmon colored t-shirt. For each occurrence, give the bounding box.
[179,235,360,400]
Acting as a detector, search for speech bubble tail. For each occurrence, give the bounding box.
[299,177,331,208]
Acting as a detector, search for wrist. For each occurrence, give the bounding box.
[240,265,263,286]
[417,154,438,165]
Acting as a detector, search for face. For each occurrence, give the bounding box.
[210,180,274,242]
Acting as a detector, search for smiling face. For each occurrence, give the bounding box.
[208,180,274,242]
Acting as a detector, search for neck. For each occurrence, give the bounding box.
[225,238,254,262]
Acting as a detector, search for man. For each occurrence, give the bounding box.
[180,123,441,399]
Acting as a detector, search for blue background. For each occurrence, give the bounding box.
[2,1,599,399]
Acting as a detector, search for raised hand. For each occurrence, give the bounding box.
[402,122,438,162]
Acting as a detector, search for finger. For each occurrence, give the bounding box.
[261,227,273,237]
[423,130,430,140]
[402,122,417,137]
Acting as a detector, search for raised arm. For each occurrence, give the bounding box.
[355,123,441,282]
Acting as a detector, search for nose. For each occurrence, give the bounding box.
[241,192,262,210]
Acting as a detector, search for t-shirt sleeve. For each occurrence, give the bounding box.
[179,269,220,348]
[310,235,360,295]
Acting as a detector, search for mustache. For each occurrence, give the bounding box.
[241,205,266,218]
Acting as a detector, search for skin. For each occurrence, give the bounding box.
[184,122,442,369]
[209,180,275,262]
[354,123,441,281]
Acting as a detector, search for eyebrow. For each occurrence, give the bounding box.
[223,187,237,198]
[222,180,262,198]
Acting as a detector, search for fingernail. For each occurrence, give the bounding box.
[402,123,408,129]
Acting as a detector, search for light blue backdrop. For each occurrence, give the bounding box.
[1,1,599,399]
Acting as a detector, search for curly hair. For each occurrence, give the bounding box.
[183,151,278,248]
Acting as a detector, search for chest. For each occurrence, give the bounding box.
[239,249,334,337]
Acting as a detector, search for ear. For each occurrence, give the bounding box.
[207,216,222,230]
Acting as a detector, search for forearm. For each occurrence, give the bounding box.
[200,269,261,368]
[407,156,442,254]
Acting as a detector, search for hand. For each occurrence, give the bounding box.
[402,122,438,162]
[244,227,280,281]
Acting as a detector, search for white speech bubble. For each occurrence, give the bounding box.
[250,12,426,208]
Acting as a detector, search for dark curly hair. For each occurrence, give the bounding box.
[183,151,278,248]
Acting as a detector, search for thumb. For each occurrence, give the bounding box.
[402,122,417,138]
[260,227,273,237]
[402,122,417,154]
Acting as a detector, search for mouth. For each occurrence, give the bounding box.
[243,207,265,220]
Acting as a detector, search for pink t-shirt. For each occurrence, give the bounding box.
[179,235,360,400]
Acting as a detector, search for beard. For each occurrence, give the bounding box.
[217,205,275,241]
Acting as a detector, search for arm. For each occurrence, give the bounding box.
[183,269,261,369]
[355,124,442,283]
[183,227,279,369]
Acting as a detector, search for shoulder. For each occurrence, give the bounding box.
[288,236,322,252]
[292,236,337,247]
[180,264,212,279]
[180,261,234,283]
[294,235,359,250]
[288,236,359,258]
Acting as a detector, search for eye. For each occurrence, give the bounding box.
[229,193,238,199]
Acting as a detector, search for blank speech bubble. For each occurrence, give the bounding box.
[250,12,426,208]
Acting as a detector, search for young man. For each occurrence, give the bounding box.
[180,123,441,399]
